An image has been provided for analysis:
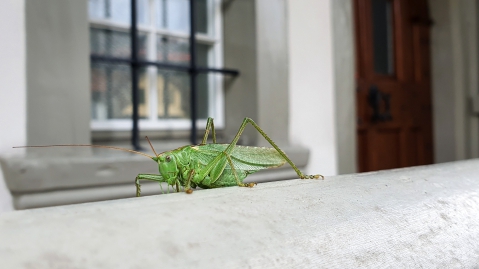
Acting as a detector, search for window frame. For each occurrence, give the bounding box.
[89,0,225,132]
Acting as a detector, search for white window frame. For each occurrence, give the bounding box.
[89,0,224,132]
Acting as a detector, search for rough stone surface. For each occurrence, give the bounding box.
[0,160,479,268]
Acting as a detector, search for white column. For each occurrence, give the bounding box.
[287,0,338,175]
[0,0,26,213]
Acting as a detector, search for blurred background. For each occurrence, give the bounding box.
[1,0,478,212]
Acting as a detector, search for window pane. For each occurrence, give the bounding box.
[197,44,211,119]
[155,43,211,119]
[109,0,131,24]
[197,73,209,119]
[91,63,131,120]
[90,28,147,59]
[196,0,208,34]
[89,0,106,20]
[157,36,190,64]
[138,68,150,119]
[166,0,190,32]
[155,37,211,65]
[90,28,131,58]
[155,0,209,34]
[91,63,149,120]
[156,0,190,31]
[137,33,148,60]
[137,0,149,25]
[157,70,190,119]
[155,0,165,29]
[371,0,395,75]
[197,43,210,66]
[88,0,149,25]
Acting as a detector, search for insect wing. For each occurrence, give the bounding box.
[195,144,286,172]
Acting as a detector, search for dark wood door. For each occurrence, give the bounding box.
[354,0,433,172]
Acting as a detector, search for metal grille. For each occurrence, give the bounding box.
[89,0,239,149]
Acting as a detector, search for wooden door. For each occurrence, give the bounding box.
[354,0,433,172]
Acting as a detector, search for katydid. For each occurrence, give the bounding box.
[15,117,323,196]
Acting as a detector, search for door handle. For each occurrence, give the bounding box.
[368,85,392,122]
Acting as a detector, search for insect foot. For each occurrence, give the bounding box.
[239,183,257,188]
[185,188,194,194]
[300,174,324,180]
[135,177,142,197]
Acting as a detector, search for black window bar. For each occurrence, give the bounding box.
[90,0,239,150]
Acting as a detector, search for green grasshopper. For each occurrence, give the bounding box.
[17,117,323,195]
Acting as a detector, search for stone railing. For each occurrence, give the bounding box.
[0,159,478,267]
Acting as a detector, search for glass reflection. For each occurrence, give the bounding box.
[371,0,395,75]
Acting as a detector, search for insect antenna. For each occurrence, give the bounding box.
[13,144,154,159]
[145,136,159,157]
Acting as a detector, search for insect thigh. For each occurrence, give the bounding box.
[225,118,323,180]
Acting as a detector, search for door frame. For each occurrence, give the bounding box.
[332,0,479,174]
[332,0,357,174]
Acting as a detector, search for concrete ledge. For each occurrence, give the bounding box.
[1,159,479,267]
[0,146,309,209]
[11,168,302,210]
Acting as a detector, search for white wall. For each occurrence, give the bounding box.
[430,0,479,162]
[0,0,26,213]
[287,0,338,176]
[331,0,356,174]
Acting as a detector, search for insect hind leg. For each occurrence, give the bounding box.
[226,118,324,180]
[200,117,217,145]
[223,152,256,188]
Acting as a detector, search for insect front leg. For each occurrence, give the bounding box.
[184,169,195,194]
[135,173,165,197]
[226,118,324,180]
[200,117,217,145]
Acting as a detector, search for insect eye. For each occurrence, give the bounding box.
[165,155,171,162]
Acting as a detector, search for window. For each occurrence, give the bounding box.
[88,0,224,132]
[371,0,395,75]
